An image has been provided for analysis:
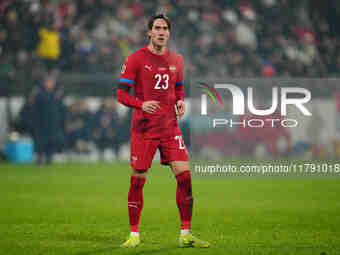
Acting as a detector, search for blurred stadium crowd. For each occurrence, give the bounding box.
[1,0,340,95]
[1,0,340,161]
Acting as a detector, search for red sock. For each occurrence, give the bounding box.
[176,170,193,230]
[128,176,146,232]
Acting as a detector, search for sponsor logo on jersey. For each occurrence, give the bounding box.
[132,156,138,161]
[158,67,167,71]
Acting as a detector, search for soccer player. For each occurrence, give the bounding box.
[116,14,209,248]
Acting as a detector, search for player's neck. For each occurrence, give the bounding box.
[148,43,166,55]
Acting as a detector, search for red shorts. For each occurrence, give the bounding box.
[130,132,189,170]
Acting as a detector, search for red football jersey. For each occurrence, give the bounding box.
[120,46,184,138]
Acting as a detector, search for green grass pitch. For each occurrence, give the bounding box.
[1,161,340,255]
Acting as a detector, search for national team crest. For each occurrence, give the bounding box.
[121,64,126,74]
[169,65,176,72]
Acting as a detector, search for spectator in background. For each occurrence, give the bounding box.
[36,15,60,71]
[64,99,92,153]
[2,6,24,55]
[33,75,63,164]
[0,54,15,96]
[58,16,76,71]
[0,26,9,55]
[15,87,39,138]
[91,98,120,157]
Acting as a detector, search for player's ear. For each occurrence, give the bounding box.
[147,30,152,38]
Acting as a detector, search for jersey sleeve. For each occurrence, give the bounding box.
[119,54,138,88]
[117,54,143,109]
[116,88,143,109]
[175,55,185,101]
[176,55,184,87]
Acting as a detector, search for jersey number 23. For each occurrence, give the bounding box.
[154,74,169,90]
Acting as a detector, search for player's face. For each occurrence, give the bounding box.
[148,18,170,48]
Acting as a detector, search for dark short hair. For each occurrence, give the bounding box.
[147,14,171,31]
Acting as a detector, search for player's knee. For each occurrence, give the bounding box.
[132,169,148,178]
[171,161,190,175]
[135,169,147,174]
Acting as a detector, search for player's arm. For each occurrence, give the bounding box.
[116,55,143,109]
[117,85,143,109]
[175,56,185,116]
[116,85,160,113]
[116,56,160,113]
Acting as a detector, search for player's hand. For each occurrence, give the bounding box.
[142,100,161,114]
[176,100,185,117]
